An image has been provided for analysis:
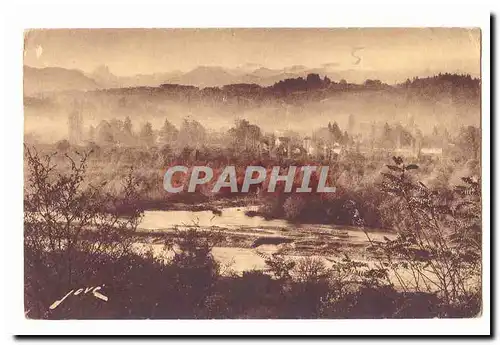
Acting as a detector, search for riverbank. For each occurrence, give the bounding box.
[133,195,262,212]
[130,206,396,273]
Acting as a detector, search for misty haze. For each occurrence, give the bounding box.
[23,28,482,320]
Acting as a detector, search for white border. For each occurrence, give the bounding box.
[1,0,492,337]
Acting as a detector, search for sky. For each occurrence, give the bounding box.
[24,28,481,79]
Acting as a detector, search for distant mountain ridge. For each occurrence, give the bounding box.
[23,64,481,97]
[23,66,101,96]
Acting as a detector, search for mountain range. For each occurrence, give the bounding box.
[24,64,473,96]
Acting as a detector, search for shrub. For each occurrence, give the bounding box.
[361,156,481,317]
[283,195,307,220]
[24,146,143,318]
[163,227,223,318]
[292,256,329,283]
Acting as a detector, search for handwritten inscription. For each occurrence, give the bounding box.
[49,285,108,310]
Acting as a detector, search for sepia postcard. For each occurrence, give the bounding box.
[20,24,487,333]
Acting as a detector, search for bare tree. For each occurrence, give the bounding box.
[24,146,143,318]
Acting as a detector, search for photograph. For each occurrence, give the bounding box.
[23,27,483,321]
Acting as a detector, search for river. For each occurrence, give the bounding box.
[133,206,395,274]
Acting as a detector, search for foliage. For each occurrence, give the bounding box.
[24,146,143,318]
[361,156,481,316]
[23,144,482,319]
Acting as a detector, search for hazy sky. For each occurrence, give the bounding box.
[24,28,481,79]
